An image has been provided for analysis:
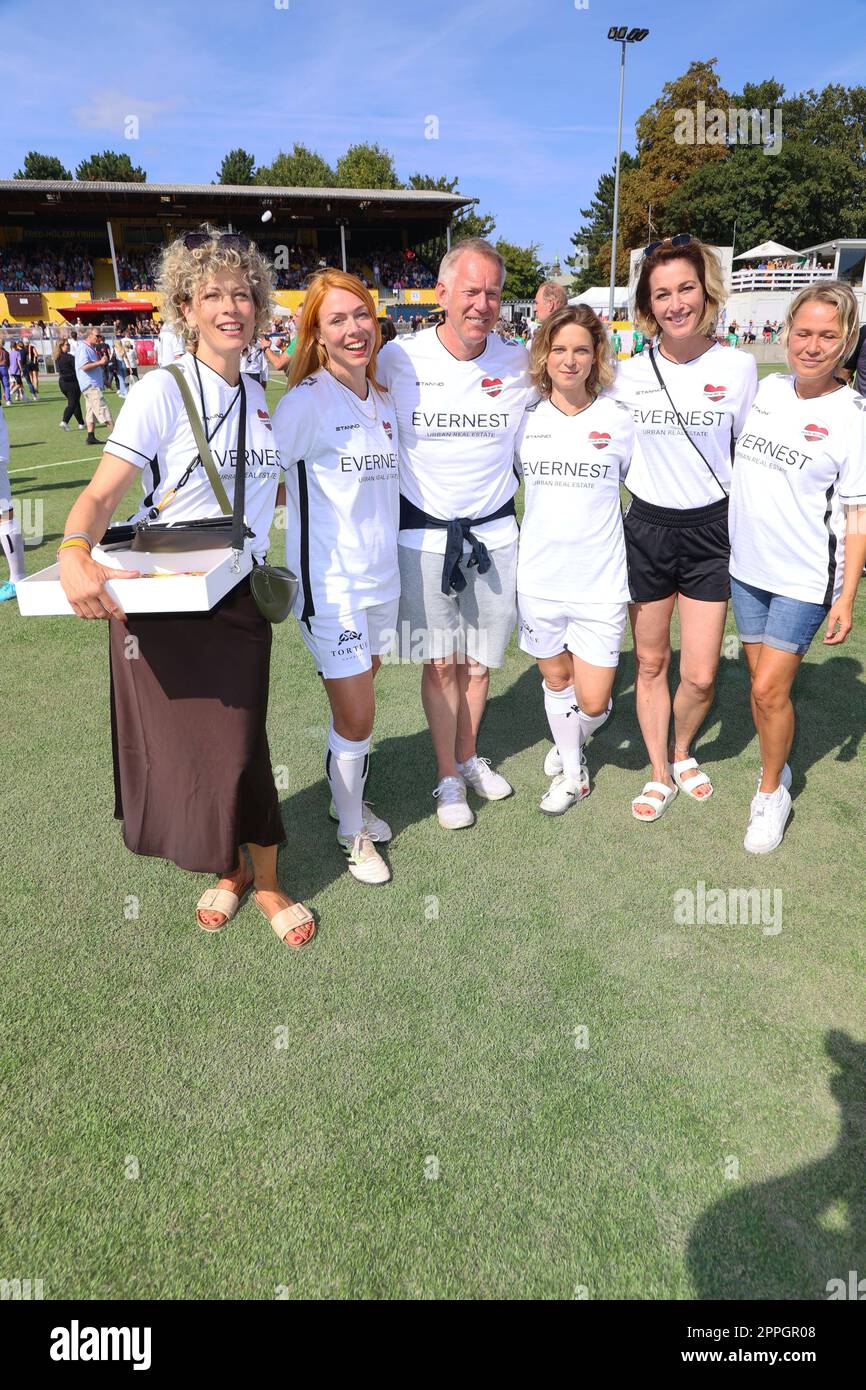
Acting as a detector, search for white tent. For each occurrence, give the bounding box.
[568,286,628,312]
[734,240,798,261]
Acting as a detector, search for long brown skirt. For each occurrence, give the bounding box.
[108,576,286,873]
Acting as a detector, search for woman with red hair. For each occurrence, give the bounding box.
[273,270,400,886]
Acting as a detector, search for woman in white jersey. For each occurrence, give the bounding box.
[273,271,400,887]
[608,235,758,821]
[58,230,316,949]
[729,282,866,853]
[516,305,633,813]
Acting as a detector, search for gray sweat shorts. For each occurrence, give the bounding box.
[396,540,518,668]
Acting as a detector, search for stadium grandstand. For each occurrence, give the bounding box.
[0,180,472,331]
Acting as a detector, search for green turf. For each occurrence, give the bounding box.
[1,372,864,1301]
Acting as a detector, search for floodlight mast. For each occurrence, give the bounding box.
[607,26,650,323]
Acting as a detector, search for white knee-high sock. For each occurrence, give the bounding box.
[0,518,25,583]
[326,728,370,838]
[578,699,612,748]
[542,682,583,781]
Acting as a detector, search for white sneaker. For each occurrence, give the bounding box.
[544,745,563,776]
[59,421,70,430]
[433,775,475,829]
[337,830,391,884]
[756,763,792,792]
[539,770,589,815]
[329,799,392,842]
[77,423,85,430]
[744,785,792,854]
[457,755,513,801]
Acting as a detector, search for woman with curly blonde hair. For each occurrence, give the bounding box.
[607,235,758,822]
[516,304,635,814]
[273,269,400,886]
[58,228,317,949]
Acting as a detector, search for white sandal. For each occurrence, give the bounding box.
[196,878,252,932]
[631,781,678,822]
[670,757,713,800]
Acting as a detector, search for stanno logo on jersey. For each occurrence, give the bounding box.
[804,423,829,443]
[257,408,272,432]
[589,431,611,450]
[338,629,363,645]
[704,384,726,402]
[481,377,503,397]
[383,420,393,440]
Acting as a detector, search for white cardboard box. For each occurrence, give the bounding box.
[16,544,253,616]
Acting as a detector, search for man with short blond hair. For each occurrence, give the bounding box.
[379,238,534,829]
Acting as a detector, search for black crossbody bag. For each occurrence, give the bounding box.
[648,346,729,500]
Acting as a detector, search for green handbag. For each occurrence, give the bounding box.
[165,364,298,623]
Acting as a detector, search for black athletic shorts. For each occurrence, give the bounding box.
[623,493,730,603]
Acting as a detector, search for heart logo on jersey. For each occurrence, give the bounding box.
[482,377,502,397]
[704,383,726,401]
[257,408,272,432]
[383,420,393,440]
[589,431,611,449]
[804,423,828,443]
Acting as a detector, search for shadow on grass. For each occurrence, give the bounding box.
[686,1031,866,1300]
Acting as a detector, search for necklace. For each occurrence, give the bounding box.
[328,369,378,424]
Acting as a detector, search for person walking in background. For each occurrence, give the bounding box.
[55,339,85,431]
[8,343,26,402]
[0,343,11,405]
[0,406,26,601]
[74,327,113,445]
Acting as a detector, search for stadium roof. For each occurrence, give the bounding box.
[0,180,473,226]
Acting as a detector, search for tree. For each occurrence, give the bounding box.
[494,238,545,300]
[75,151,146,182]
[335,142,402,189]
[452,205,497,243]
[406,172,460,193]
[257,144,335,187]
[218,148,256,185]
[14,152,72,180]
[567,153,638,293]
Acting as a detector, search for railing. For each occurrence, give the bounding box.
[729,266,835,291]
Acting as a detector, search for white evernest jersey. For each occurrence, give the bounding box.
[730,374,866,605]
[606,342,757,509]
[273,368,400,618]
[105,354,282,562]
[516,395,634,603]
[378,327,535,554]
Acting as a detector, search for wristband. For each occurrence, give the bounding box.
[62,531,94,547]
[57,538,92,558]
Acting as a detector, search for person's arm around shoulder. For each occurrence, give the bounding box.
[825,404,866,645]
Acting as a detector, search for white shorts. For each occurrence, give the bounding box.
[517,593,627,668]
[298,598,399,679]
[0,459,11,511]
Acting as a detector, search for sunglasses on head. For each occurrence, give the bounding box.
[642,233,692,260]
[183,232,251,252]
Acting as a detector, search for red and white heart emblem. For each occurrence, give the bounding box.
[383,420,393,440]
[481,377,502,397]
[257,408,272,431]
[589,431,611,450]
[704,384,726,402]
[804,423,828,443]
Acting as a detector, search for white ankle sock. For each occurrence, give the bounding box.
[326,728,370,838]
[542,682,583,781]
[578,699,612,747]
[0,518,25,583]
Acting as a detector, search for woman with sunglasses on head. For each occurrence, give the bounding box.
[58,228,316,950]
[729,282,866,853]
[607,234,758,821]
[273,270,400,887]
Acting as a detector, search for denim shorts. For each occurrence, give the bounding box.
[730,576,829,656]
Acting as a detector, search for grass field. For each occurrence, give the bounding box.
[2,368,864,1301]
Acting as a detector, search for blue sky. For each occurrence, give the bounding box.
[1,0,864,264]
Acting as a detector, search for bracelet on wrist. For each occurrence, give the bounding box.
[57,538,92,558]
